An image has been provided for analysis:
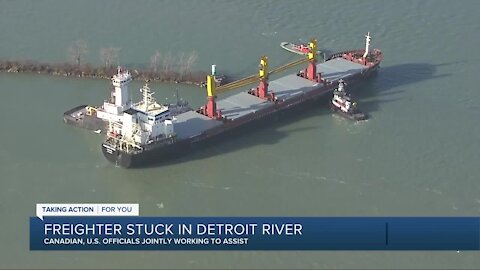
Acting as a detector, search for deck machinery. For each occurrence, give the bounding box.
[92,33,383,168]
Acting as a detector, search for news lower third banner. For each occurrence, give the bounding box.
[30,204,480,250]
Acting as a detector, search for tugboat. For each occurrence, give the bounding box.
[331,80,367,121]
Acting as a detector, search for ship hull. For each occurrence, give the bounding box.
[63,105,107,132]
[102,62,380,168]
[102,139,192,168]
[331,104,368,121]
[102,96,326,168]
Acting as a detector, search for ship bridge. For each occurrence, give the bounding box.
[133,83,171,120]
[135,102,169,116]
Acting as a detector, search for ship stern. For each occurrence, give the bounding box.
[101,143,133,168]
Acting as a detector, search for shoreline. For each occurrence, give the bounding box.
[0,59,211,86]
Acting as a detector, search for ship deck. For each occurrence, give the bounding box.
[269,74,319,102]
[64,105,88,119]
[172,57,368,139]
[174,111,222,140]
[217,92,275,121]
[316,57,366,81]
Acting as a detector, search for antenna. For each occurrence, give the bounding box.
[143,83,148,109]
[363,32,371,58]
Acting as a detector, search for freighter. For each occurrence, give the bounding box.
[65,33,382,168]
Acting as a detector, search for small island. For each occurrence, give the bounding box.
[0,40,225,86]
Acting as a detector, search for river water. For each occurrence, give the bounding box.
[1,0,480,268]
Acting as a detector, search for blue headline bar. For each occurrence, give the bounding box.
[30,217,479,250]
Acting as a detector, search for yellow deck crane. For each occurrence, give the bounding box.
[307,38,318,81]
[297,38,324,83]
[248,56,276,101]
[86,106,97,116]
[201,73,221,119]
[200,38,320,119]
[216,55,309,94]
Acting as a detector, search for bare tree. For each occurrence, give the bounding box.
[100,47,120,68]
[149,50,161,73]
[68,40,88,66]
[185,51,198,76]
[162,52,173,76]
[177,52,186,79]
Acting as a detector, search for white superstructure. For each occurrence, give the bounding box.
[97,67,133,122]
[106,83,176,150]
[331,80,355,113]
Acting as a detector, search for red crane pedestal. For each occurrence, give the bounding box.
[205,96,216,118]
[258,79,268,99]
[307,61,316,82]
[249,79,276,102]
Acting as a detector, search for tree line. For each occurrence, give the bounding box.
[0,40,208,84]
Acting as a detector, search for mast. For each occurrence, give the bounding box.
[144,84,149,109]
[363,32,371,58]
[140,83,155,111]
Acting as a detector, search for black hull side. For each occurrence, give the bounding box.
[331,104,368,121]
[102,140,191,168]
[102,63,381,168]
